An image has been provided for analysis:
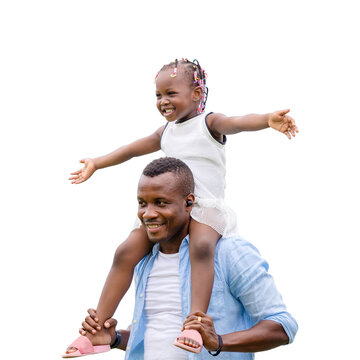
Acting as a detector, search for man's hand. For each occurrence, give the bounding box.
[182,311,220,352]
[79,308,117,346]
[268,109,299,139]
[69,158,97,184]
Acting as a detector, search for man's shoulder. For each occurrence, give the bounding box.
[216,235,264,270]
[217,235,261,255]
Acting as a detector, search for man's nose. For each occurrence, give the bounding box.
[142,204,158,219]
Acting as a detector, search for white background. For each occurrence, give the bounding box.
[1,1,359,359]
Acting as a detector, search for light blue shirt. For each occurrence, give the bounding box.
[125,235,298,359]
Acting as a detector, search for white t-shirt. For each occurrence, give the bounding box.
[144,251,188,360]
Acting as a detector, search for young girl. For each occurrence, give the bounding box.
[64,59,298,357]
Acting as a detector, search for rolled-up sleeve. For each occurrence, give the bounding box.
[224,238,298,343]
[264,312,298,344]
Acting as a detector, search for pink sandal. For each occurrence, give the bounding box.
[62,336,110,358]
[173,329,203,354]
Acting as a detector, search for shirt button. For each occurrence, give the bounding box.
[126,346,130,351]
[133,319,137,324]
[140,293,143,297]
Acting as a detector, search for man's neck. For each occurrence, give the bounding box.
[159,234,188,254]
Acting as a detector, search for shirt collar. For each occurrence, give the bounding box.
[151,234,190,256]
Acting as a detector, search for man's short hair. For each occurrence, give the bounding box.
[142,157,195,196]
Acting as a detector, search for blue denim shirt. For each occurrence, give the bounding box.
[125,235,298,360]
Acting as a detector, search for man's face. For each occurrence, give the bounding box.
[137,172,192,253]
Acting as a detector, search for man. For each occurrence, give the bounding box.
[79,157,298,359]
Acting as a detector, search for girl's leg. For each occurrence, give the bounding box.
[66,226,151,351]
[176,219,220,351]
[189,219,220,314]
[95,226,151,323]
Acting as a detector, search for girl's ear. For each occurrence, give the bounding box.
[192,86,203,102]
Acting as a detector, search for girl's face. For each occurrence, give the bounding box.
[155,68,202,122]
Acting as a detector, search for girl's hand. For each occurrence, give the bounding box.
[268,109,299,139]
[69,158,97,184]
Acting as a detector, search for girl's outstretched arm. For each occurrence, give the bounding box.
[69,125,165,184]
[207,110,298,139]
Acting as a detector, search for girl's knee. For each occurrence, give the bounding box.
[112,243,132,267]
[190,237,216,261]
[112,228,152,268]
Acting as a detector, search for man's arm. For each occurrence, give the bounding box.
[221,320,289,352]
[110,329,131,351]
[183,313,288,353]
[223,238,298,345]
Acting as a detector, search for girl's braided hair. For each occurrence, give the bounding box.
[156,58,209,114]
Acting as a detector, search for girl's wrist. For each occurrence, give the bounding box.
[266,113,272,127]
[92,158,102,170]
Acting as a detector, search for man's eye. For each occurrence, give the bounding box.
[156,94,161,98]
[138,201,146,207]
[157,201,167,206]
[168,92,176,96]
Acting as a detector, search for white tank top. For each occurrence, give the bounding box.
[161,112,226,200]
[161,113,238,236]
[144,251,187,360]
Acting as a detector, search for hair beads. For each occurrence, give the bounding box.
[170,59,178,78]
[192,59,208,114]
[155,58,209,113]
[170,67,177,78]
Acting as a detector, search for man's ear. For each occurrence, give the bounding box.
[185,193,195,210]
[192,86,203,102]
